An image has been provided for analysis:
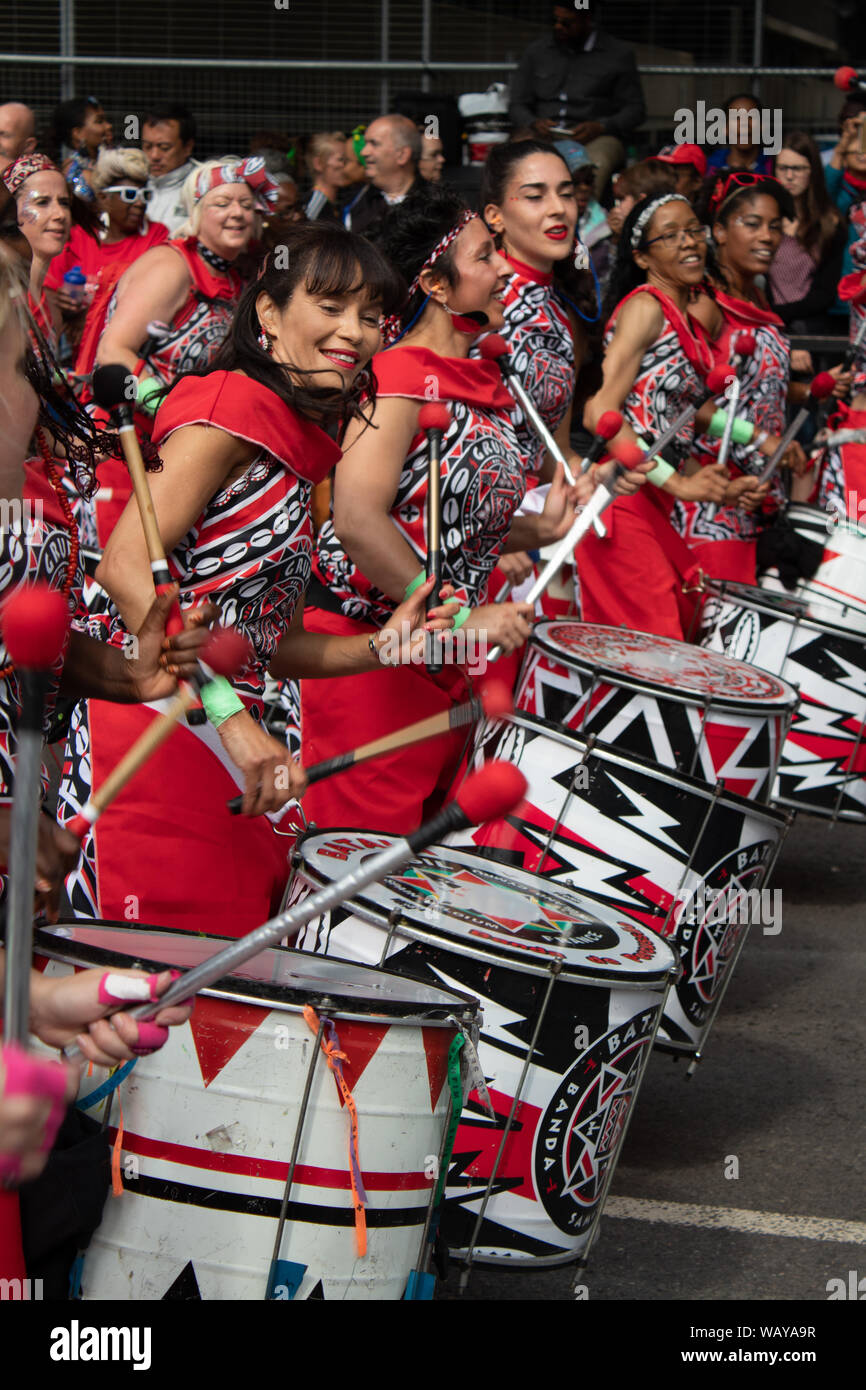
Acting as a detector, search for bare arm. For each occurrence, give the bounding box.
[96,247,191,374]
[333,395,426,600]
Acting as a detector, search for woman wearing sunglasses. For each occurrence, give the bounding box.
[684,172,850,585]
[45,148,168,328]
[575,191,729,640]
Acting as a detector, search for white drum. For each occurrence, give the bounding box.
[760,503,866,634]
[289,834,676,1267]
[35,922,479,1301]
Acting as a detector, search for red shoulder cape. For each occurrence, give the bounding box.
[372,344,515,413]
[152,371,341,485]
[608,285,715,376]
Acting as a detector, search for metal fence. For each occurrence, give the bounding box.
[0,0,855,157]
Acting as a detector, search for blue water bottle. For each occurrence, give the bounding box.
[62,266,87,305]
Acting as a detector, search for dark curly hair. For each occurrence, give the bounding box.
[162,222,403,430]
[376,182,471,337]
[695,173,792,294]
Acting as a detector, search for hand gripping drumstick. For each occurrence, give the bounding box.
[225,679,515,814]
[1,584,71,1179]
[61,761,528,1061]
[704,329,757,522]
[418,403,451,674]
[756,372,836,486]
[572,410,624,540]
[486,438,645,663]
[63,626,253,843]
[91,364,206,727]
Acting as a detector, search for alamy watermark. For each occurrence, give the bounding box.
[673,102,782,157]
[676,885,782,936]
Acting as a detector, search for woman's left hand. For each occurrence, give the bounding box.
[30,966,194,1067]
[538,462,581,544]
[376,575,458,664]
[131,585,219,700]
[829,362,854,399]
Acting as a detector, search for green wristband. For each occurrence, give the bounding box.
[707,408,754,444]
[136,375,163,416]
[404,569,427,599]
[645,458,675,487]
[200,675,245,727]
[451,606,471,631]
[636,437,675,488]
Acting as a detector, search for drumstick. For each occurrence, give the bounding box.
[90,364,206,727]
[478,334,577,485]
[224,679,515,813]
[756,372,836,485]
[418,403,451,674]
[572,410,624,539]
[63,627,252,843]
[486,439,645,662]
[61,760,529,1060]
[705,329,757,522]
[1,583,71,1181]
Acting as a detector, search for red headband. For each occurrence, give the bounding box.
[2,154,59,197]
[194,156,282,210]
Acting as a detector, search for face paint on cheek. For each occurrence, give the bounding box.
[18,194,39,224]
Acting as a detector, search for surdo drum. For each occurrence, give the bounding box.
[447,712,792,1060]
[34,923,480,1301]
[289,833,677,1267]
[760,504,866,635]
[698,580,866,821]
[515,621,798,804]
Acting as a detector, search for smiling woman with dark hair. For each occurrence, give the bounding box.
[58,222,452,938]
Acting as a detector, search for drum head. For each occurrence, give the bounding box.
[296,835,676,984]
[530,620,796,710]
[34,922,478,1020]
[705,579,858,641]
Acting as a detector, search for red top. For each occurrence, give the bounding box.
[44,221,168,295]
[314,343,524,625]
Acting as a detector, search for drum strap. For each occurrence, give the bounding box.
[433,1033,465,1210]
[303,1006,368,1257]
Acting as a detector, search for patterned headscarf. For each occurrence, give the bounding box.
[2,153,59,197]
[381,208,480,345]
[193,156,282,211]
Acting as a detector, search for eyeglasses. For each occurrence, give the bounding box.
[643,222,706,249]
[102,185,151,203]
[774,163,810,176]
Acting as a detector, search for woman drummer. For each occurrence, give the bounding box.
[684,172,850,584]
[576,191,730,639]
[59,223,454,938]
[303,184,582,834]
[1,154,71,352]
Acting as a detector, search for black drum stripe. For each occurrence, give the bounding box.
[122,1173,430,1227]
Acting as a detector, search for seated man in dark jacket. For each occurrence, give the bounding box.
[509,2,645,198]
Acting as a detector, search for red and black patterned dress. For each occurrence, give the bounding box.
[57,370,340,938]
[302,344,524,832]
[75,237,244,547]
[673,288,789,585]
[474,254,575,483]
[575,285,713,639]
[821,206,866,521]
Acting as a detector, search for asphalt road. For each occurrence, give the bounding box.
[438,810,866,1304]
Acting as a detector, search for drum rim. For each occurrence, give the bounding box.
[525,619,799,712]
[293,834,677,986]
[709,578,866,643]
[34,922,481,1022]
[474,709,791,828]
[785,502,866,539]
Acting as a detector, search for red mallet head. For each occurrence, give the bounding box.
[199,625,253,678]
[417,403,451,434]
[810,372,836,402]
[612,439,647,471]
[706,365,732,395]
[454,760,527,826]
[478,333,510,362]
[480,680,514,722]
[1,582,70,670]
[835,66,860,93]
[733,329,757,358]
[597,410,624,441]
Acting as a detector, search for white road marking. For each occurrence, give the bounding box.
[604,1196,866,1245]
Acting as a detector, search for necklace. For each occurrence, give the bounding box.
[197,242,234,274]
